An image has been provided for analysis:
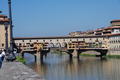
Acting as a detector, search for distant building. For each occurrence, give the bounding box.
[68,31,87,36]
[111,19,120,26]
[108,33,120,54]
[68,19,120,36]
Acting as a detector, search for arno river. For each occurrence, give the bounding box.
[25,51,120,80]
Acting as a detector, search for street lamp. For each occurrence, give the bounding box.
[4,21,16,61]
[8,0,13,52]
[6,0,16,61]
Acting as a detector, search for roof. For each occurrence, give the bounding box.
[0,15,9,23]
[107,33,120,36]
[0,15,7,18]
[95,29,103,32]
[0,18,9,22]
[104,26,120,29]
[13,35,108,40]
[111,19,120,23]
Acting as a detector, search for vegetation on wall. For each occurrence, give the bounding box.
[16,56,26,64]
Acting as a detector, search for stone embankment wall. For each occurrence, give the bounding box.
[0,62,44,80]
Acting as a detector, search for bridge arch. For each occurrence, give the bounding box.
[80,49,108,58]
[67,49,108,58]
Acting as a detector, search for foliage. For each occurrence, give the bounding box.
[80,54,96,57]
[16,56,26,64]
[80,53,120,59]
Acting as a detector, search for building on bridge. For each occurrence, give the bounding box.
[13,35,109,49]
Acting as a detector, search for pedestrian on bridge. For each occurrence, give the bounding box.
[0,49,6,68]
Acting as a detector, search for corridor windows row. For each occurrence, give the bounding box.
[109,45,120,50]
[109,40,120,43]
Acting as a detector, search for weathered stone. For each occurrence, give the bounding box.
[0,62,44,80]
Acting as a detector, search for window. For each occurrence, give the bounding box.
[95,38,98,42]
[118,40,120,43]
[83,38,85,41]
[2,43,4,47]
[36,40,38,42]
[43,40,45,42]
[22,40,24,42]
[77,39,78,41]
[19,43,21,46]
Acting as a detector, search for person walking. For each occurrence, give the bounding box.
[0,49,6,68]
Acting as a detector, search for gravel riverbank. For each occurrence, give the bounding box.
[0,62,44,80]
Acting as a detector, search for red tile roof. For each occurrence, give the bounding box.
[0,15,9,22]
[107,33,120,36]
[111,19,120,23]
[95,29,103,32]
[0,15,7,18]
[104,26,120,29]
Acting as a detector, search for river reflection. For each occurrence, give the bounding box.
[25,53,120,80]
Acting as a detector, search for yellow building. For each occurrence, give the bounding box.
[0,15,11,50]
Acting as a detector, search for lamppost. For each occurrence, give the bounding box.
[7,0,16,61]
[8,0,13,52]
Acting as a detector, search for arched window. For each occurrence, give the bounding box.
[29,40,31,42]
[22,40,24,42]
[36,40,38,42]
[43,40,45,42]
[77,39,78,41]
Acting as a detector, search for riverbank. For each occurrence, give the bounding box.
[0,62,44,80]
[80,53,120,59]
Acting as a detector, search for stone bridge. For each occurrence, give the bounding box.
[13,36,109,49]
[13,37,108,63]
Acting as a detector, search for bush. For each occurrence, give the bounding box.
[80,54,96,57]
[107,55,120,59]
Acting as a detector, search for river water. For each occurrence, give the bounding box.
[25,52,120,80]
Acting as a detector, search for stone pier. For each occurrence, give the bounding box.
[67,49,80,58]
[71,49,79,58]
[34,52,41,64]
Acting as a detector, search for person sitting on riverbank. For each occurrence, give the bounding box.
[0,49,6,68]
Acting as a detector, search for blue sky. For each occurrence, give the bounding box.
[0,0,120,37]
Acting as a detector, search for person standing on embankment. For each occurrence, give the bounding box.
[0,49,6,68]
